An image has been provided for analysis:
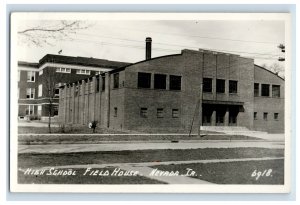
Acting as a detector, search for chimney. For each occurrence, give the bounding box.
[145,37,152,60]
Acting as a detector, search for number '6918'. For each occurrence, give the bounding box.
[251,169,273,180]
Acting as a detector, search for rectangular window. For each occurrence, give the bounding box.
[169,75,181,90]
[157,108,164,118]
[102,76,105,91]
[27,71,35,82]
[56,67,71,73]
[113,73,119,89]
[203,78,212,92]
[263,112,268,121]
[216,79,225,93]
[154,74,167,89]
[274,113,279,120]
[55,88,60,97]
[26,88,35,99]
[114,107,118,117]
[138,72,151,88]
[140,108,148,118]
[76,69,90,75]
[172,109,179,118]
[37,105,42,116]
[38,84,42,97]
[254,112,257,120]
[272,85,280,98]
[254,83,259,97]
[229,80,238,94]
[25,105,35,115]
[95,71,102,75]
[261,84,270,97]
[96,77,100,92]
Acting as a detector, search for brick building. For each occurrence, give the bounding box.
[18,54,130,120]
[59,38,284,133]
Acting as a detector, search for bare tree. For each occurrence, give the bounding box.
[41,68,64,133]
[18,20,91,46]
[268,62,285,78]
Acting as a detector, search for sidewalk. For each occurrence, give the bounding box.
[18,140,284,154]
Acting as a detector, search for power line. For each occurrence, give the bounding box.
[96,25,280,45]
[71,35,280,60]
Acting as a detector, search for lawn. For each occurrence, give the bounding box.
[151,159,284,184]
[18,148,284,168]
[18,167,166,184]
[18,133,261,145]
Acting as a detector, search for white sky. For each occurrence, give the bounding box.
[17,20,285,69]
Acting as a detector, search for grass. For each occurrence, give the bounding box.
[18,133,261,145]
[18,167,166,184]
[18,148,284,168]
[151,159,284,184]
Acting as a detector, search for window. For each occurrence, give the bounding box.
[261,84,270,97]
[39,70,43,76]
[95,71,101,75]
[27,71,35,82]
[157,108,164,118]
[102,76,105,91]
[138,72,151,88]
[272,85,280,98]
[274,113,279,120]
[254,83,259,97]
[172,109,179,118]
[140,108,148,118]
[263,112,268,121]
[254,112,257,120]
[96,77,100,92]
[216,79,225,93]
[154,74,167,89]
[229,80,238,94]
[26,88,35,99]
[37,105,42,116]
[113,73,119,89]
[25,105,35,115]
[56,67,71,73]
[169,75,181,90]
[55,88,60,97]
[38,84,42,97]
[76,69,90,75]
[114,107,118,117]
[203,78,212,92]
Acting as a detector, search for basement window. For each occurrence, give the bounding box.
[229,80,238,94]
[157,108,164,118]
[140,108,148,118]
[169,75,181,90]
[254,112,257,120]
[263,112,268,121]
[274,113,279,120]
[272,85,280,98]
[114,107,118,117]
[113,73,119,89]
[172,109,179,118]
[138,72,151,88]
[216,79,225,93]
[154,74,166,89]
[261,84,270,97]
[203,78,212,92]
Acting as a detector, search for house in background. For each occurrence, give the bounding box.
[59,38,284,133]
[18,54,130,120]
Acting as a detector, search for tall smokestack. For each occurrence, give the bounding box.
[145,37,152,60]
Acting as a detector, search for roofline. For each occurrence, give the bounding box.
[254,64,285,81]
[109,53,182,74]
[18,61,39,68]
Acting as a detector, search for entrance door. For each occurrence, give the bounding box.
[229,106,238,126]
[216,110,225,126]
[202,106,213,126]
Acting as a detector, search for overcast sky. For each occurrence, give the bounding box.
[17,20,285,68]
